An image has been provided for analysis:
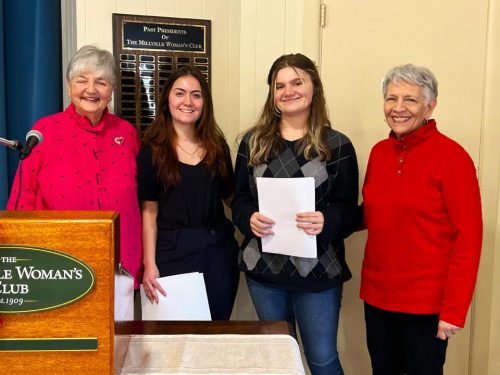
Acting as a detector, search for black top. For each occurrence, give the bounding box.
[137,144,233,230]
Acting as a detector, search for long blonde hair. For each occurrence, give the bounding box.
[247,53,331,166]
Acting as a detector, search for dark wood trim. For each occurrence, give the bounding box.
[115,320,296,339]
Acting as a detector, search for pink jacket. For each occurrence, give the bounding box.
[8,104,143,287]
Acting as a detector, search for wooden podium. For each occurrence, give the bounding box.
[0,211,119,374]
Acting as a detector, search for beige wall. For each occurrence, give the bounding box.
[473,0,500,373]
[72,0,500,373]
[320,0,492,373]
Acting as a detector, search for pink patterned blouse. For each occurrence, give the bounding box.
[7,104,143,287]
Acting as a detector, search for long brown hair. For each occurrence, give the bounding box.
[143,66,232,192]
[248,53,331,166]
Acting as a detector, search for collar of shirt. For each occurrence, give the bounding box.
[65,103,110,134]
[388,119,437,150]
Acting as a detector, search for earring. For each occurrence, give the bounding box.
[274,105,282,117]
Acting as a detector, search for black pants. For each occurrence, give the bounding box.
[364,303,448,375]
[156,227,240,320]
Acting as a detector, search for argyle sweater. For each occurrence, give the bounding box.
[232,127,359,291]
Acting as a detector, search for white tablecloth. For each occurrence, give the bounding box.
[115,334,305,374]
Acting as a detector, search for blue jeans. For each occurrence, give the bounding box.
[246,276,344,375]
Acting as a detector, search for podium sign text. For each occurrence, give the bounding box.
[0,245,95,314]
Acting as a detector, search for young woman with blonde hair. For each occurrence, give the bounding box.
[232,53,359,375]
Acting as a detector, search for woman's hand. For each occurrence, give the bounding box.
[250,212,275,237]
[142,263,166,304]
[436,320,461,340]
[296,211,324,235]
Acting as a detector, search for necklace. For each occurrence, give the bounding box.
[176,142,200,158]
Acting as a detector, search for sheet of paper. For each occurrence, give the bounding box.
[114,265,134,321]
[257,177,317,258]
[140,272,211,321]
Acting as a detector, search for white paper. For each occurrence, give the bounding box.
[115,266,134,321]
[256,177,317,258]
[140,272,211,321]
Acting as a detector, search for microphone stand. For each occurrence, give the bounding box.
[1,137,25,209]
[0,137,23,151]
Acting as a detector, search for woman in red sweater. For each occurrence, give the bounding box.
[360,64,482,375]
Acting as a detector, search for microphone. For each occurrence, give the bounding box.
[19,130,43,160]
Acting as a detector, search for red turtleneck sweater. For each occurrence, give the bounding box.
[360,120,482,327]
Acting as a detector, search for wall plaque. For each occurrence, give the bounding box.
[113,14,212,134]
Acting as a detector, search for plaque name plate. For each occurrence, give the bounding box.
[113,14,212,134]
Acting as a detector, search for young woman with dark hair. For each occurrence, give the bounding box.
[137,67,239,320]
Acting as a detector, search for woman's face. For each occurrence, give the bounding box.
[383,80,436,138]
[274,67,314,118]
[168,75,204,128]
[68,71,113,125]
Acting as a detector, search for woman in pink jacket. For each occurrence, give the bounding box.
[7,45,142,288]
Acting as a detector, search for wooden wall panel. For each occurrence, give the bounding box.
[238,0,258,132]
[473,0,500,374]
[254,0,285,115]
[175,0,203,19]
[146,0,176,16]
[300,1,320,65]
[116,0,148,15]
[205,0,231,137]
[284,0,303,53]
[75,0,87,48]
[225,0,242,146]
[82,0,116,51]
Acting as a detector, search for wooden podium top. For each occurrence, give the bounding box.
[0,210,118,221]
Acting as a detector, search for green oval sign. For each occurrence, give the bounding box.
[0,245,96,314]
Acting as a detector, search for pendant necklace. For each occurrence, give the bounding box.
[177,142,200,159]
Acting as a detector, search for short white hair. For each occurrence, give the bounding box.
[66,45,116,85]
[382,63,438,104]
